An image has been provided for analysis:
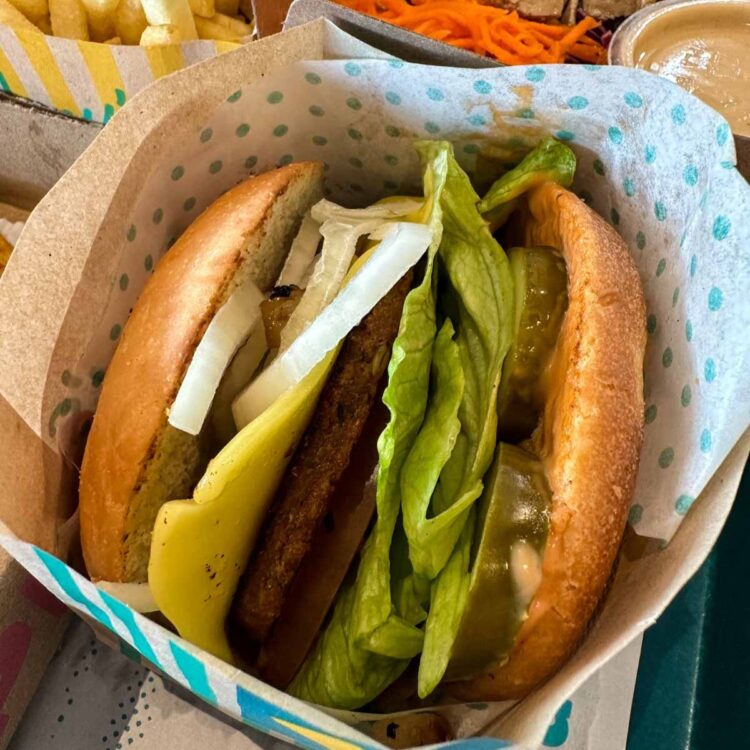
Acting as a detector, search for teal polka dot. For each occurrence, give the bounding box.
[305,72,322,85]
[712,215,731,240]
[473,79,491,94]
[721,160,734,169]
[152,208,163,225]
[593,159,605,176]
[556,130,575,142]
[675,494,694,515]
[658,447,675,468]
[646,314,657,334]
[245,156,257,169]
[608,126,623,145]
[183,197,196,211]
[568,96,588,110]
[645,145,656,163]
[385,155,398,166]
[662,347,673,367]
[385,91,401,105]
[171,165,184,181]
[209,160,222,174]
[344,62,361,77]
[200,127,212,143]
[91,369,105,387]
[144,254,153,271]
[349,157,363,168]
[690,254,697,277]
[700,429,712,453]
[115,88,125,106]
[346,97,362,110]
[312,135,327,146]
[628,504,643,525]
[266,91,283,104]
[110,323,122,341]
[610,207,620,225]
[468,114,486,126]
[119,274,128,291]
[686,320,693,341]
[385,125,400,137]
[654,202,667,221]
[672,287,680,307]
[623,177,635,197]
[388,59,404,68]
[308,105,324,117]
[716,123,729,146]
[645,404,657,423]
[681,384,691,407]
[273,124,288,137]
[126,225,136,242]
[624,92,643,108]
[463,143,480,154]
[227,89,241,102]
[425,121,440,134]
[656,258,666,276]
[236,123,250,137]
[427,87,444,101]
[348,128,362,140]
[708,286,723,311]
[526,67,545,82]
[278,154,293,166]
[636,231,646,250]
[704,358,716,382]
[683,164,698,186]
[671,104,686,125]
[518,108,534,120]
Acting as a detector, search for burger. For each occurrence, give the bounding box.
[79,137,646,710]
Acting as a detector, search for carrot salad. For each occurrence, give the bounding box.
[335,0,607,65]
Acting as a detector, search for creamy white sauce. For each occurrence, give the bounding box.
[510,539,543,609]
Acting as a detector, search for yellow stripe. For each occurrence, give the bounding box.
[0,46,27,98]
[76,40,126,115]
[13,31,79,115]
[214,41,239,54]
[144,44,186,79]
[272,720,362,750]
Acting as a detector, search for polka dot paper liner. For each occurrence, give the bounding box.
[55,59,749,545]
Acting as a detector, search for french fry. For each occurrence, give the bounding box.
[80,0,116,40]
[49,0,89,39]
[206,10,249,36]
[214,0,236,16]
[103,33,119,42]
[0,0,43,33]
[139,0,196,40]
[139,21,180,45]
[193,14,239,41]
[7,0,47,21]
[34,10,51,30]
[188,0,213,19]
[114,0,146,45]
[0,235,12,277]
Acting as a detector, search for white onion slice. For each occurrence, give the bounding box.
[311,197,423,223]
[277,219,383,353]
[169,277,264,436]
[277,211,321,287]
[232,222,431,428]
[211,322,267,445]
[97,581,159,613]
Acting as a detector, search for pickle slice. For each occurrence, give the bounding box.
[445,443,550,681]
[497,246,568,442]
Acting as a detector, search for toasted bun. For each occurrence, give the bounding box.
[80,163,324,583]
[453,183,646,699]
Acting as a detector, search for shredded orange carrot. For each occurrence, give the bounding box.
[335,0,606,66]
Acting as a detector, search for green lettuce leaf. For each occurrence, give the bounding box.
[478,137,576,218]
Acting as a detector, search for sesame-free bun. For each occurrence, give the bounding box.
[453,182,646,700]
[80,163,324,583]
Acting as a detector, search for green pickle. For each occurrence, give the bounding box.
[445,443,551,681]
[497,246,568,442]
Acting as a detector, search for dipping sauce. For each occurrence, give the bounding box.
[631,3,750,136]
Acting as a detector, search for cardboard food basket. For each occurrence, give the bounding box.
[0,17,749,750]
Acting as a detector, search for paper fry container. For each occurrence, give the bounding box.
[0,25,238,123]
[1,18,749,750]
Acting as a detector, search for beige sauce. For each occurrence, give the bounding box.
[633,5,750,136]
